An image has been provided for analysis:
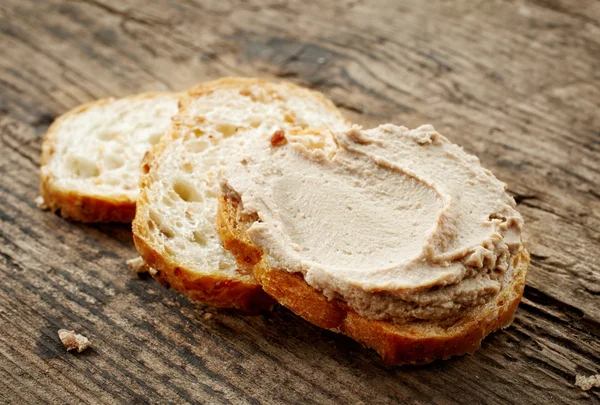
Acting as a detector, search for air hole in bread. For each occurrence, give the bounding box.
[104,153,125,170]
[162,195,174,207]
[98,130,118,140]
[159,225,174,239]
[147,220,155,232]
[192,128,204,137]
[193,231,207,246]
[284,112,296,124]
[149,210,173,238]
[173,179,203,203]
[67,156,100,178]
[167,189,179,201]
[182,162,194,173]
[148,132,162,145]
[216,124,238,137]
[250,121,260,128]
[149,210,160,225]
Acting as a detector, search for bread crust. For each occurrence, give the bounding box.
[217,193,529,365]
[179,77,343,118]
[40,92,175,223]
[132,223,275,312]
[132,78,347,311]
[216,194,263,267]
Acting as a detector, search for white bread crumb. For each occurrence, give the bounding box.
[126,257,149,273]
[58,329,91,353]
[35,196,49,210]
[575,374,600,391]
[203,313,213,320]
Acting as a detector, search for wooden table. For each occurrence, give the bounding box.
[1,0,599,403]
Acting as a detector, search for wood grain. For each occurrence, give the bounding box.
[1,0,599,403]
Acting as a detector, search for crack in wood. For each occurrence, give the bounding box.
[73,0,174,29]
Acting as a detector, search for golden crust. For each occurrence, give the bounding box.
[39,92,175,223]
[132,77,347,311]
[217,193,529,365]
[180,77,343,117]
[132,222,275,312]
[39,181,136,223]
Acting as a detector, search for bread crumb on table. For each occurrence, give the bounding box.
[575,374,600,391]
[126,257,149,274]
[35,196,49,210]
[203,313,213,320]
[58,329,91,353]
[126,257,157,275]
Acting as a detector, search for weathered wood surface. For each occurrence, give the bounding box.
[1,0,599,403]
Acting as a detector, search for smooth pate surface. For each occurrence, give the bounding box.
[221,124,524,321]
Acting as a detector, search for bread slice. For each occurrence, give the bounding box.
[132,78,349,311]
[40,92,179,222]
[217,193,529,365]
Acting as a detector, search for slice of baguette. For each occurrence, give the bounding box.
[40,92,179,223]
[217,193,529,365]
[132,77,349,311]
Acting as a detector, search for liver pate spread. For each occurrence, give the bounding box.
[221,124,524,321]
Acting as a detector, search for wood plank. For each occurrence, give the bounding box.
[0,0,598,403]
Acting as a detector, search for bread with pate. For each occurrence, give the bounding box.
[217,124,529,364]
